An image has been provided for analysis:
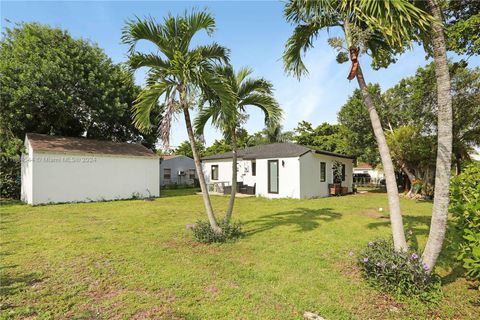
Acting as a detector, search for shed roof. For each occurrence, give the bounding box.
[26,133,158,158]
[201,142,354,161]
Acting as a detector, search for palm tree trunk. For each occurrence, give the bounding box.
[225,128,237,223]
[183,108,222,233]
[422,0,453,271]
[356,64,408,251]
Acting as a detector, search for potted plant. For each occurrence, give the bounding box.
[329,161,343,196]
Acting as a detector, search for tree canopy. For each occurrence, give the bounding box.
[0,22,157,156]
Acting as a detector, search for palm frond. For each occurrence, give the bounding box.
[283,22,321,78]
[190,43,230,65]
[236,67,253,86]
[122,17,172,57]
[194,105,217,135]
[128,52,170,71]
[132,81,173,132]
[238,78,273,99]
[239,93,283,125]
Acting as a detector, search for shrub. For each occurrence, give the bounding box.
[0,156,21,199]
[450,162,480,284]
[192,220,243,243]
[357,239,442,302]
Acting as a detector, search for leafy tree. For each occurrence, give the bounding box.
[386,125,436,193]
[445,0,480,56]
[293,121,347,154]
[0,22,157,154]
[122,11,235,233]
[195,65,281,222]
[283,0,432,251]
[174,140,205,159]
[337,85,381,165]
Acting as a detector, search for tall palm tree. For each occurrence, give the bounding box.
[195,65,282,223]
[122,11,235,233]
[283,0,432,251]
[420,0,454,271]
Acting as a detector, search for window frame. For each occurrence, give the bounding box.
[252,161,256,176]
[320,162,326,182]
[268,160,279,194]
[163,168,171,180]
[188,168,195,180]
[211,165,219,181]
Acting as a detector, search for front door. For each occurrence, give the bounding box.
[268,160,279,194]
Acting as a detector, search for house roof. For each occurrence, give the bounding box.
[354,162,374,170]
[26,133,158,158]
[161,155,180,160]
[201,142,355,161]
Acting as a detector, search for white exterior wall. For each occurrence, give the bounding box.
[299,153,354,199]
[255,157,301,199]
[20,139,34,204]
[202,153,352,199]
[160,156,196,186]
[203,159,235,185]
[22,148,159,205]
[202,157,301,199]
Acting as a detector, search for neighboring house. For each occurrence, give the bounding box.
[160,155,197,186]
[353,162,384,185]
[21,133,159,205]
[470,147,480,161]
[201,142,354,199]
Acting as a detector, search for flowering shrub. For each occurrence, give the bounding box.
[450,162,480,285]
[357,239,442,302]
[192,220,243,243]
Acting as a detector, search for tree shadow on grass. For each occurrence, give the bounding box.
[243,207,342,237]
[0,271,44,301]
[367,215,463,283]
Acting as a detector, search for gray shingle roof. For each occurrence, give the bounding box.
[201,142,354,161]
[26,133,158,158]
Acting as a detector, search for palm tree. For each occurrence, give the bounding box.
[122,11,235,233]
[283,0,432,251]
[195,65,282,223]
[420,0,454,271]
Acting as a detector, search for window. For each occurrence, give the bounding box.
[320,162,326,182]
[163,168,171,180]
[188,169,195,180]
[268,160,279,194]
[252,161,256,176]
[211,165,219,180]
[342,164,346,181]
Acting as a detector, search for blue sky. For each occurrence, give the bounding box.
[2,1,479,149]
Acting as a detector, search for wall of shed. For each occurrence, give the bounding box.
[20,139,34,204]
[24,150,159,205]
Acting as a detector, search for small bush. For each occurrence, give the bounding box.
[450,162,480,284]
[0,156,21,199]
[357,239,442,302]
[192,220,243,243]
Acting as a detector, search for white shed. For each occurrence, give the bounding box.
[21,133,159,205]
[201,142,354,199]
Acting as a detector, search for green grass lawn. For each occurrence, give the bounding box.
[0,190,478,319]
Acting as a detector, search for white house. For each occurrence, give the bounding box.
[21,133,159,205]
[353,162,385,185]
[201,142,354,199]
[160,155,197,186]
